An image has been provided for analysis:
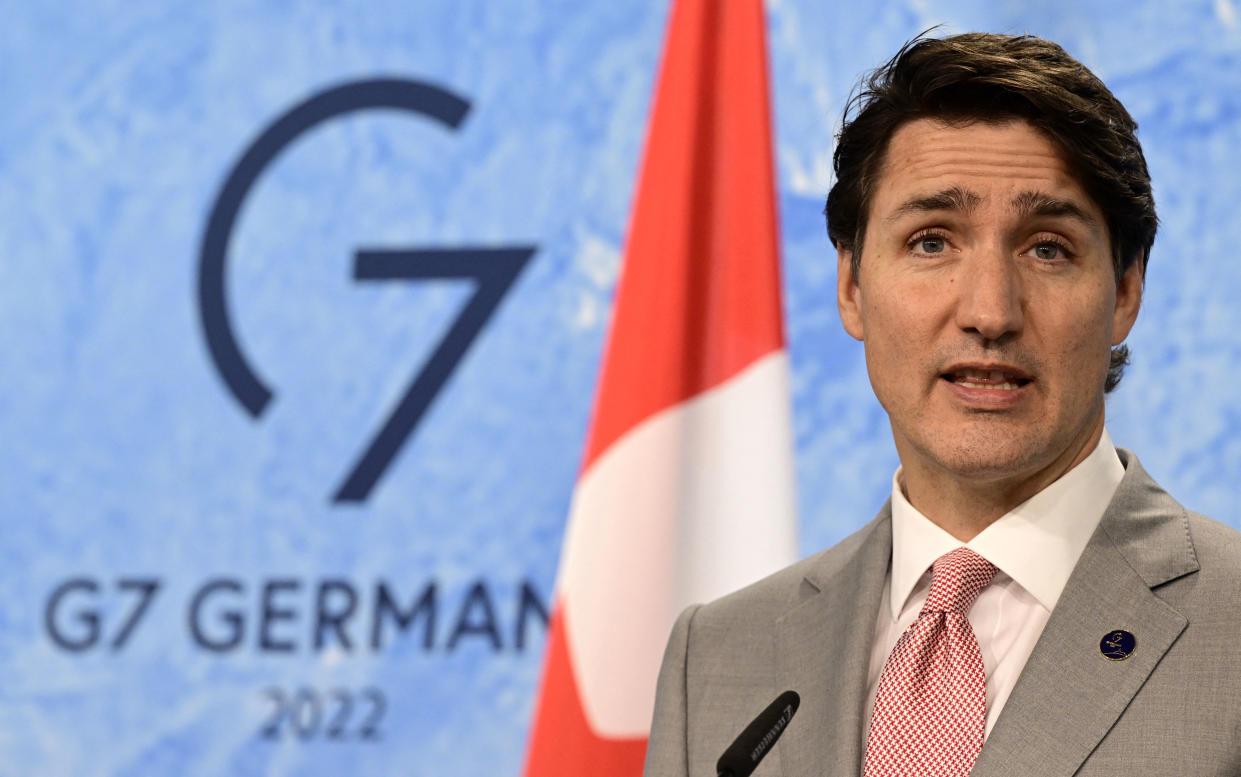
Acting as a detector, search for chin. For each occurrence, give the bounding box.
[920,427,1056,481]
[935,448,1046,481]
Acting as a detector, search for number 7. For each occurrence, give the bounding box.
[335,246,534,502]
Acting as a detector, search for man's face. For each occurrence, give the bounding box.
[837,118,1142,494]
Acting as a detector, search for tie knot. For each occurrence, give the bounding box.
[923,547,997,614]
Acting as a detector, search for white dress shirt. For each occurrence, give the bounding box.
[863,430,1126,738]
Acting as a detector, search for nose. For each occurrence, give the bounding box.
[954,250,1024,341]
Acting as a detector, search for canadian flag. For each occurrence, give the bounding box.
[522,0,797,774]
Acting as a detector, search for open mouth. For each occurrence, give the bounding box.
[941,368,1033,391]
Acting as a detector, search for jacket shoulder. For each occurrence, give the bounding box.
[1183,509,1241,591]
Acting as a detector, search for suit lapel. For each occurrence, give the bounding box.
[973,452,1199,776]
[774,510,891,777]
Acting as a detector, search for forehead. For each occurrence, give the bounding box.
[870,118,1098,217]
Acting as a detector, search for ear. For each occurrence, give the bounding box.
[837,246,865,341]
[1111,258,1143,345]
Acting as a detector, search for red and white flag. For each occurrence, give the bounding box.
[523,0,797,773]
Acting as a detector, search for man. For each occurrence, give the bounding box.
[643,33,1241,777]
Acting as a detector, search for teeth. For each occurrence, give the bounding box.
[957,380,1020,390]
[948,368,1025,389]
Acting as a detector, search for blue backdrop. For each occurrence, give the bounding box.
[4,1,1240,775]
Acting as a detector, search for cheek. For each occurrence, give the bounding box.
[1042,290,1117,380]
[860,291,930,392]
[865,285,939,349]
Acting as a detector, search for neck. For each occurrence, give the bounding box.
[898,421,1105,542]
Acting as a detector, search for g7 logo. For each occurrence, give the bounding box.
[198,78,534,503]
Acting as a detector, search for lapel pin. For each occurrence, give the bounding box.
[1100,629,1136,660]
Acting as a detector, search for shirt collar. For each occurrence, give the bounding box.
[887,429,1125,620]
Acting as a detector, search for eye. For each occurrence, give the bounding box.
[1032,242,1062,261]
[908,231,948,255]
[1027,238,1073,262]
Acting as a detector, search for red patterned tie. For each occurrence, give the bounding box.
[864,547,998,777]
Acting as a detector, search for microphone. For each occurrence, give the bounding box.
[715,690,800,777]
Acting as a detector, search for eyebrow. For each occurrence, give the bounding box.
[1010,190,1101,228]
[886,186,981,222]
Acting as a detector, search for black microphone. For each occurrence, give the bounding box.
[716,690,800,777]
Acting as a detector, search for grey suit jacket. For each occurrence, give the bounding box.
[643,450,1241,776]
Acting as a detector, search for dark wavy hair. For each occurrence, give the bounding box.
[824,32,1158,392]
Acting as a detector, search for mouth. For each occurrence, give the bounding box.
[940,365,1033,391]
